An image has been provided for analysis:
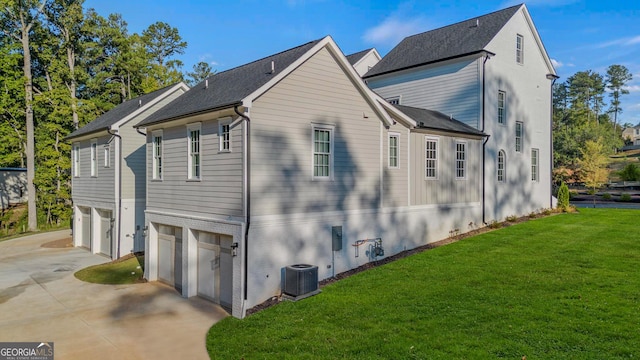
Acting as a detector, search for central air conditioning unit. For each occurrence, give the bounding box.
[284,264,318,297]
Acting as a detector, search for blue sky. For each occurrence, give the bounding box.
[83,0,640,126]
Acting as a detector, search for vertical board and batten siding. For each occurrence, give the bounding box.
[368,58,482,129]
[120,90,185,200]
[409,132,482,205]
[72,135,115,203]
[146,116,244,218]
[482,8,553,220]
[382,122,409,207]
[250,46,383,216]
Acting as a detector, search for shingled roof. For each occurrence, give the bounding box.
[395,105,485,136]
[136,39,323,128]
[66,84,183,140]
[364,4,521,78]
[346,48,374,65]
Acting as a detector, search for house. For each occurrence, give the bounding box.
[622,124,640,145]
[66,83,188,259]
[364,3,557,222]
[346,48,381,76]
[135,35,490,318]
[0,168,27,209]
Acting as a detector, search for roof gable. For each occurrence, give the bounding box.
[364,4,521,78]
[66,83,187,140]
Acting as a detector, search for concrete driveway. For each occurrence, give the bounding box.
[0,230,228,359]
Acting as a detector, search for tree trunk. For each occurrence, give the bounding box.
[65,30,79,130]
[21,24,37,231]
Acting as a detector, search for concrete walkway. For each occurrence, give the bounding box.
[0,230,228,359]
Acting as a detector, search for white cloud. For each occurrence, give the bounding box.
[596,35,640,48]
[623,85,640,92]
[551,59,563,68]
[363,16,427,47]
[198,54,219,67]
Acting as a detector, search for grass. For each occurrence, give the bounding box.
[207,209,640,359]
[74,253,145,284]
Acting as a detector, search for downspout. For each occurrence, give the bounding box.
[481,54,491,225]
[234,105,250,304]
[547,74,560,208]
[107,128,122,258]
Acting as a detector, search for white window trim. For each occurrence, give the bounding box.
[103,145,110,168]
[73,143,80,177]
[516,34,524,65]
[218,117,232,152]
[311,123,335,181]
[515,121,523,153]
[498,90,506,125]
[187,123,202,180]
[498,150,506,183]
[531,148,539,182]
[90,139,97,177]
[388,132,400,169]
[455,140,467,180]
[425,136,439,180]
[386,96,401,105]
[152,130,163,180]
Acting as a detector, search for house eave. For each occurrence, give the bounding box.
[134,101,243,129]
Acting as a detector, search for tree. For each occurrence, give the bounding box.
[141,21,186,90]
[578,139,608,206]
[557,182,570,211]
[0,0,47,231]
[605,65,632,132]
[186,61,215,86]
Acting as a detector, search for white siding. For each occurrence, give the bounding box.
[368,58,482,128]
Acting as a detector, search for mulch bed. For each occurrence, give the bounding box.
[245,210,562,316]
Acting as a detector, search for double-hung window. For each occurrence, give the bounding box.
[152,131,163,180]
[73,144,80,177]
[456,141,466,179]
[187,124,201,180]
[516,34,524,64]
[498,91,506,125]
[104,146,110,168]
[219,118,231,152]
[515,121,523,152]
[531,148,539,182]
[497,150,506,182]
[312,124,334,179]
[90,140,97,177]
[425,137,438,179]
[388,133,399,169]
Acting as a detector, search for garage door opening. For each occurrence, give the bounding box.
[97,209,113,258]
[157,224,183,292]
[78,207,91,250]
[197,231,233,310]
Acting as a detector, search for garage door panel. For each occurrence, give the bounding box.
[158,236,173,285]
[198,244,219,302]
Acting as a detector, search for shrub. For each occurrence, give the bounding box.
[618,163,640,181]
[557,182,570,210]
[506,215,517,222]
[620,193,632,202]
[487,220,501,229]
[602,193,612,200]
[542,208,552,215]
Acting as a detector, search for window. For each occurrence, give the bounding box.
[498,91,506,125]
[425,137,438,179]
[497,150,506,182]
[515,121,523,152]
[219,118,231,152]
[73,144,80,177]
[531,148,539,182]
[90,140,97,177]
[312,125,333,179]
[187,124,201,180]
[386,96,400,105]
[516,34,524,64]
[388,133,399,169]
[152,131,163,180]
[104,146,110,168]
[456,141,466,179]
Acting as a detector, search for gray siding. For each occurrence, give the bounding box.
[250,47,383,216]
[382,122,409,207]
[146,116,244,218]
[72,135,115,204]
[368,58,482,129]
[409,132,482,205]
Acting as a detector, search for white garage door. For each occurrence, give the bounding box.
[157,225,182,291]
[197,231,232,308]
[98,210,112,257]
[79,207,91,249]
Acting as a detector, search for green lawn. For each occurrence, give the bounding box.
[74,253,145,284]
[207,209,640,359]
